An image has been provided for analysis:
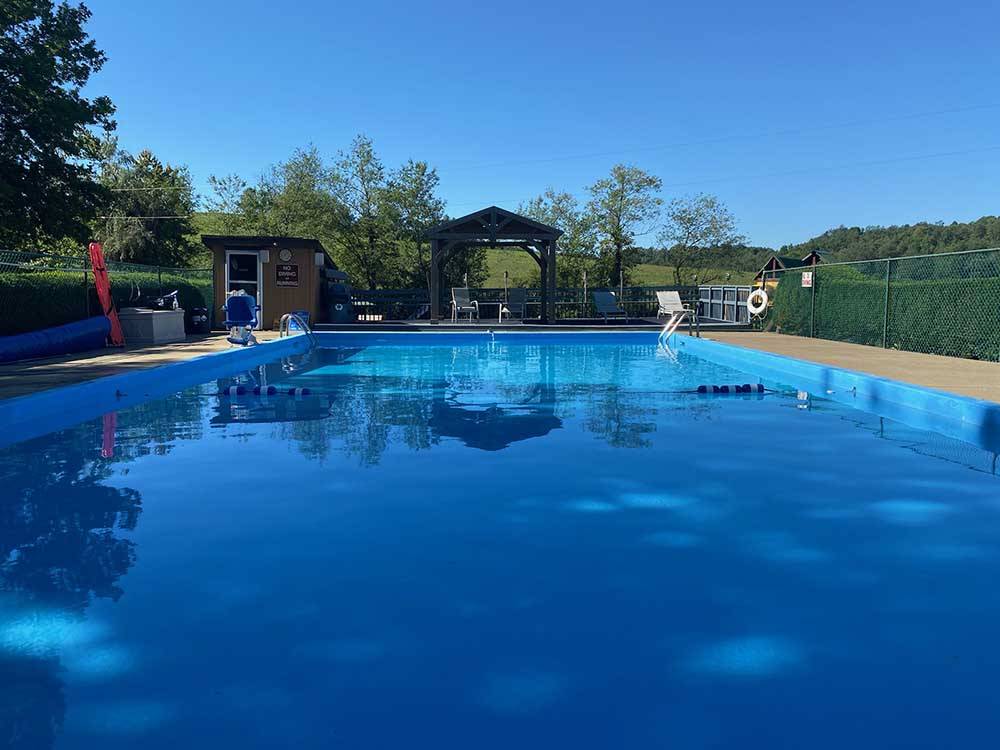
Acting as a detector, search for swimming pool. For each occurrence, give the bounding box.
[2,333,998,748]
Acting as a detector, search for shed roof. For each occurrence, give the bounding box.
[201,235,339,268]
[201,235,329,251]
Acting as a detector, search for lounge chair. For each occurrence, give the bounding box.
[499,288,528,321]
[655,290,699,342]
[451,288,479,322]
[592,290,627,323]
[223,291,260,346]
[656,290,692,319]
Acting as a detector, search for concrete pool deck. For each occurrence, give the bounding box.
[700,332,1000,404]
[0,328,997,405]
[0,332,280,401]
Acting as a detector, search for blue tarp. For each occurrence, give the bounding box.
[0,316,111,363]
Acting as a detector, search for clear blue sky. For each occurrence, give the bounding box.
[86,0,1000,248]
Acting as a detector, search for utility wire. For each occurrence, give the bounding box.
[108,186,187,191]
[437,102,1000,172]
[445,143,1000,211]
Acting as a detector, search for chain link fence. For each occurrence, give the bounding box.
[0,249,214,337]
[766,247,1000,361]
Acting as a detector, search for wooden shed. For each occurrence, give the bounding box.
[201,235,343,329]
[753,250,825,287]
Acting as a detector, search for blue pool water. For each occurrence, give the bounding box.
[1,339,998,748]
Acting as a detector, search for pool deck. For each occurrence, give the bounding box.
[0,332,280,401]
[1,328,997,404]
[700,332,1000,404]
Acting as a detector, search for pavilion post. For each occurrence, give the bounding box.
[547,239,558,322]
[538,251,549,324]
[429,239,441,320]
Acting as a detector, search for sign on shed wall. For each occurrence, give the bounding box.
[276,264,299,287]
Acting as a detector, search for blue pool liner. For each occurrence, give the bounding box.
[669,333,1000,453]
[1,329,997,454]
[0,334,310,447]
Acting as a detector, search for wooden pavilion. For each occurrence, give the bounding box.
[426,206,562,322]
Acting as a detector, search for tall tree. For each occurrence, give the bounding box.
[0,1,116,250]
[519,188,598,285]
[586,165,662,286]
[93,147,198,266]
[266,145,343,239]
[332,135,400,289]
[207,146,345,240]
[658,193,744,284]
[385,160,447,289]
[203,173,249,234]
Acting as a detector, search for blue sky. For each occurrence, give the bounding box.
[85,0,1000,248]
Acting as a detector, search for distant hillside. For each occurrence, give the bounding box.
[482,249,754,287]
[780,216,1000,262]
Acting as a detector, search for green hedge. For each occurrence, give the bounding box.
[770,267,1000,360]
[0,270,213,337]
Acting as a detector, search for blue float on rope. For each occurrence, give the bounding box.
[253,385,277,395]
[696,383,764,395]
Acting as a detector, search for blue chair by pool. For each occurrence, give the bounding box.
[223,292,260,346]
[592,290,627,323]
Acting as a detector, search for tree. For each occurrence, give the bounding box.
[332,135,401,289]
[206,146,345,240]
[586,165,662,286]
[93,147,198,266]
[385,160,447,289]
[265,145,344,240]
[520,188,598,285]
[0,1,116,250]
[658,193,744,285]
[203,173,249,234]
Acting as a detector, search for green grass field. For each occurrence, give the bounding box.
[483,248,753,287]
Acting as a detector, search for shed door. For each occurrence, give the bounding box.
[226,251,261,307]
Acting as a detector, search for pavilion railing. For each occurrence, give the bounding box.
[348,285,699,322]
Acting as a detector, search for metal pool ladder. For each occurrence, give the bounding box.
[658,310,694,348]
[278,313,317,347]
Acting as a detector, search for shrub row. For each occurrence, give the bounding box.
[770,268,1000,360]
[0,270,213,337]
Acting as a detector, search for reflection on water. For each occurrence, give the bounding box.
[0,341,997,748]
[207,345,735,463]
[0,418,150,747]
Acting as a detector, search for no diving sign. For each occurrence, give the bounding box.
[801,271,813,288]
[276,264,299,287]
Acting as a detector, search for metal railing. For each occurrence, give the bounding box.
[278,312,317,346]
[347,285,700,322]
[762,247,1000,361]
[698,285,752,323]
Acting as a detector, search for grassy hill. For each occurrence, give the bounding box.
[781,216,1000,261]
[483,248,753,287]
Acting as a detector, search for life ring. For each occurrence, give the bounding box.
[335,303,344,311]
[747,289,769,315]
